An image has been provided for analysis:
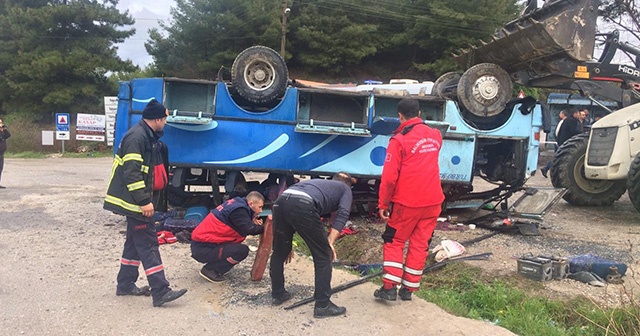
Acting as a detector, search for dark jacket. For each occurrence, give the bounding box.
[191,197,264,244]
[287,179,353,232]
[0,126,11,154]
[556,116,581,146]
[103,120,162,220]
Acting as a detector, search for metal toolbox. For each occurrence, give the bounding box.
[517,257,553,281]
[543,256,570,280]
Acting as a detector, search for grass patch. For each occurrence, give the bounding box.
[7,151,48,159]
[295,234,638,335]
[59,151,113,158]
[6,150,113,159]
[292,233,311,256]
[414,263,640,336]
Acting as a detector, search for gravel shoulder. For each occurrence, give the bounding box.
[0,157,516,336]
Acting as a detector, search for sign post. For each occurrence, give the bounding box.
[55,113,70,154]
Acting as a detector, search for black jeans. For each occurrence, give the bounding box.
[270,194,333,307]
[191,241,249,275]
[0,152,4,184]
[117,216,170,300]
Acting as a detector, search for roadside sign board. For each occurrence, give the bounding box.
[56,131,70,140]
[76,113,106,142]
[56,113,70,132]
[104,96,117,146]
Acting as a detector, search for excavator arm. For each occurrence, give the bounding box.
[436,0,640,114]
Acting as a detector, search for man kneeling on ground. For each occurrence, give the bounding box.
[190,191,265,282]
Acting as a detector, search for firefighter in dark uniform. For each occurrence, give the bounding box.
[190,191,265,282]
[104,99,187,307]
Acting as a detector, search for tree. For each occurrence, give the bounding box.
[0,0,136,118]
[403,0,521,78]
[285,0,520,80]
[147,0,522,82]
[599,0,640,53]
[285,0,379,77]
[146,0,282,79]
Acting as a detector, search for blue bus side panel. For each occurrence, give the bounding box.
[215,83,298,122]
[116,78,542,183]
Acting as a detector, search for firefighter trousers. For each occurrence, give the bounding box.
[116,216,170,301]
[190,241,249,275]
[381,203,441,291]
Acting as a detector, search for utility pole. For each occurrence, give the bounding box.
[280,0,289,57]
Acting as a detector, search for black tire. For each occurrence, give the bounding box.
[550,133,627,206]
[627,152,640,212]
[433,72,461,99]
[231,46,289,105]
[457,63,512,117]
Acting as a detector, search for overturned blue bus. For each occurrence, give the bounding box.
[114,46,545,211]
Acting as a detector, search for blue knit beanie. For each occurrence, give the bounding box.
[143,99,168,119]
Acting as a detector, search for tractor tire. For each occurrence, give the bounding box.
[550,133,627,206]
[231,46,289,106]
[433,72,461,99]
[627,152,640,212]
[457,63,512,117]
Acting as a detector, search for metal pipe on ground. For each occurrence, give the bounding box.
[283,252,493,310]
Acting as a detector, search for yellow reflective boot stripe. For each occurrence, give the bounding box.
[141,165,149,173]
[105,195,142,213]
[127,181,146,191]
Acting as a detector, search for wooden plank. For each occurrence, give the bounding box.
[250,215,273,281]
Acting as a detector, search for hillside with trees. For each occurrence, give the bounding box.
[0,0,638,119]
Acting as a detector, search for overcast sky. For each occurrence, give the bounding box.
[115,0,175,68]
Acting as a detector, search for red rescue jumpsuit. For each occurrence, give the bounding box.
[378,117,444,291]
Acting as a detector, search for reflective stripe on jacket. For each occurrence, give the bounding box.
[103,120,160,220]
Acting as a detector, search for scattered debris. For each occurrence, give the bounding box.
[606,266,624,284]
[433,240,466,262]
[569,254,628,280]
[284,252,493,310]
[568,271,607,287]
[516,255,569,281]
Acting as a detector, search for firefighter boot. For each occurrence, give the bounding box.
[398,286,412,301]
[153,288,188,307]
[199,267,226,283]
[116,285,151,296]
[374,286,397,301]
